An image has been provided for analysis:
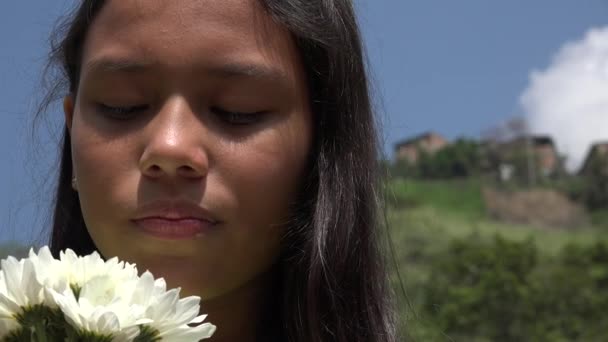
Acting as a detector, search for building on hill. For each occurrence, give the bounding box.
[579,142,608,175]
[525,136,560,176]
[394,132,448,164]
[483,135,561,181]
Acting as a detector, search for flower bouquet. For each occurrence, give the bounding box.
[0,247,216,341]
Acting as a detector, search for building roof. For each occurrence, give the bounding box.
[510,135,555,146]
[394,131,445,150]
[579,141,608,174]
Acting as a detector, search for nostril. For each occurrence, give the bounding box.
[146,165,163,177]
[177,165,202,178]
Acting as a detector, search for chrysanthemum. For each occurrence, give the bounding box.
[0,256,45,338]
[128,271,216,341]
[43,252,145,340]
[0,247,216,341]
[47,280,142,341]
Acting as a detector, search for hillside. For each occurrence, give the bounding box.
[388,178,608,341]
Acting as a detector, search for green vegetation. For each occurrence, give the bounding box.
[0,242,29,260]
[388,179,608,341]
[387,178,485,219]
[578,153,608,211]
[3,177,607,341]
[391,138,482,180]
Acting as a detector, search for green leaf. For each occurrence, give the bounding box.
[72,330,114,342]
[6,305,66,341]
[70,283,82,300]
[134,325,162,342]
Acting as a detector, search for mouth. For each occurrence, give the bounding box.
[132,218,217,239]
[131,199,220,240]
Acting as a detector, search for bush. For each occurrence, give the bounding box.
[390,139,482,180]
[590,209,608,228]
[527,242,608,340]
[0,242,29,260]
[420,139,482,179]
[579,153,608,211]
[421,235,608,341]
[424,235,537,340]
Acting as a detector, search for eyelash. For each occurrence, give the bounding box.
[210,107,266,125]
[96,104,265,125]
[96,104,148,120]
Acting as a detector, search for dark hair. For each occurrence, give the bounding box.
[42,1,397,341]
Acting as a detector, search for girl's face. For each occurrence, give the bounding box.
[64,0,312,299]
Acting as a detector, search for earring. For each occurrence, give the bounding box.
[71,177,78,191]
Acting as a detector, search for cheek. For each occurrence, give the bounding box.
[200,120,311,293]
[225,121,311,227]
[70,118,137,246]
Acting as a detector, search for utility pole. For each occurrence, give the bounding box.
[526,134,537,187]
[507,116,536,187]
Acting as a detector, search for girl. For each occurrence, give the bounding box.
[42,0,398,341]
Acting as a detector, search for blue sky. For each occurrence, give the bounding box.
[357,0,608,151]
[1,1,607,244]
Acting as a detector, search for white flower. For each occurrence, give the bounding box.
[0,272,20,338]
[62,248,138,284]
[0,256,45,307]
[28,246,138,305]
[27,246,135,288]
[42,250,144,340]
[0,316,20,338]
[47,281,141,341]
[0,246,216,341]
[128,272,216,341]
[0,255,45,337]
[57,248,138,290]
[26,246,67,296]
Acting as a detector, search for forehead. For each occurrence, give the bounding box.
[82,0,298,76]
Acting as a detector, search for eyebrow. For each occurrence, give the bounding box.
[82,57,291,86]
[83,57,153,74]
[209,62,290,85]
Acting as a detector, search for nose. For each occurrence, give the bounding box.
[139,98,209,180]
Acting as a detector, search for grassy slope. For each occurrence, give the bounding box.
[386,178,607,340]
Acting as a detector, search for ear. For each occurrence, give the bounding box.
[63,95,75,133]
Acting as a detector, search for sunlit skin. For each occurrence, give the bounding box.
[62,0,313,340]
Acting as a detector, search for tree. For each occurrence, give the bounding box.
[580,153,608,211]
[0,241,29,260]
[417,138,481,179]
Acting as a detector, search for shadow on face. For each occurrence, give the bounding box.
[64,0,313,300]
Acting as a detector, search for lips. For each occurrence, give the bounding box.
[133,218,215,239]
[131,199,220,239]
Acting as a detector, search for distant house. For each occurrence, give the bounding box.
[394,132,448,164]
[488,135,560,178]
[529,136,560,176]
[579,142,608,175]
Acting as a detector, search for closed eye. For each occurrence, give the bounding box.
[95,103,265,125]
[211,106,266,126]
[96,103,148,120]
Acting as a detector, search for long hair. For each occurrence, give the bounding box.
[41,1,397,341]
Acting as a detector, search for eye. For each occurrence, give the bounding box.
[95,103,148,120]
[211,106,266,126]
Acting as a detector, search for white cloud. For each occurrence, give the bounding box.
[521,26,608,172]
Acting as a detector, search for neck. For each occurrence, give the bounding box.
[202,269,280,342]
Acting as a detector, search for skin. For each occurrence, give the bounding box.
[63,0,313,340]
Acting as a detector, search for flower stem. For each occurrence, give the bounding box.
[32,319,48,342]
[134,325,162,342]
